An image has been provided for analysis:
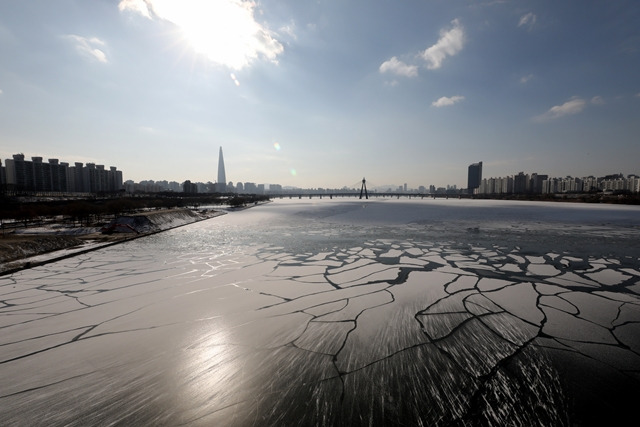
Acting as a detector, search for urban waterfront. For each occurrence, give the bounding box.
[1,198,639,426]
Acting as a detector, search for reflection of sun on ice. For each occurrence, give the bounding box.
[119,0,283,70]
[175,323,246,420]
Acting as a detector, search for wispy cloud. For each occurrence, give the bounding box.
[379,56,418,77]
[536,97,587,121]
[473,0,510,8]
[518,12,537,31]
[590,96,605,105]
[118,0,283,70]
[64,35,108,63]
[432,95,465,107]
[520,74,534,84]
[278,21,297,40]
[138,126,158,133]
[420,19,465,70]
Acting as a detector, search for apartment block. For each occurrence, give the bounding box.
[2,153,123,194]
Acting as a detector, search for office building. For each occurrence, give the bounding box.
[467,161,482,194]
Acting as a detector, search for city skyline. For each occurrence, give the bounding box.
[1,1,639,188]
[3,150,640,195]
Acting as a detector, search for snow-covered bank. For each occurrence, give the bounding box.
[104,209,218,234]
[0,208,225,274]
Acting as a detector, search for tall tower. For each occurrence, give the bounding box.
[359,177,368,199]
[217,146,227,192]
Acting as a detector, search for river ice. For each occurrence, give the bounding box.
[1,198,639,426]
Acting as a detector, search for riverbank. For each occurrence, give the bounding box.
[0,208,225,275]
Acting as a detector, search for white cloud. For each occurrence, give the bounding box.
[520,74,534,84]
[432,95,465,107]
[64,35,108,63]
[518,12,537,30]
[118,0,151,18]
[379,56,418,77]
[537,97,587,121]
[590,96,605,105]
[419,19,465,70]
[119,0,283,70]
[0,89,3,95]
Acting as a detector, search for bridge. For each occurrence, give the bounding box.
[271,192,471,200]
[270,178,471,200]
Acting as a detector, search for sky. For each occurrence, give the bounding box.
[1,0,639,189]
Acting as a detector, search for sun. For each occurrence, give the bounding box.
[120,0,283,70]
[161,0,260,69]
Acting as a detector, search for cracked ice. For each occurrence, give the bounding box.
[1,199,639,426]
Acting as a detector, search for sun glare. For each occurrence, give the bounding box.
[132,0,283,70]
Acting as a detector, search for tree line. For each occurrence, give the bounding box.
[0,193,270,229]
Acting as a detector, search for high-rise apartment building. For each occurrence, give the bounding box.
[2,154,122,193]
[244,182,257,193]
[467,161,482,194]
[183,180,198,193]
[49,159,68,192]
[513,172,528,194]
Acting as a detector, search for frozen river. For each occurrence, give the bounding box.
[1,198,640,426]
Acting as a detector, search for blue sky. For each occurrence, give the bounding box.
[1,0,639,189]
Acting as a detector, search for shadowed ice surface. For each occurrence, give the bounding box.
[1,199,639,426]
